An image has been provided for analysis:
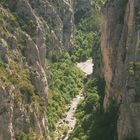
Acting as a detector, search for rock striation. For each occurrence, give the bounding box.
[0,0,75,139]
[101,0,140,139]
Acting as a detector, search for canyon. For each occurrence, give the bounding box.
[101,0,140,139]
[0,0,140,140]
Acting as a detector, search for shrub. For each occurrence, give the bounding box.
[17,132,28,140]
[46,56,84,132]
[0,59,5,68]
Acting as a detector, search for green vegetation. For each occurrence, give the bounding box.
[0,59,5,68]
[45,1,117,139]
[69,78,99,139]
[17,130,44,140]
[70,31,94,62]
[1,1,36,38]
[46,53,84,136]
[0,56,34,104]
[93,0,107,9]
[17,132,28,140]
[69,3,117,139]
[69,77,118,140]
[0,51,45,139]
[0,4,28,52]
[70,0,102,62]
[0,0,120,139]
[0,4,19,38]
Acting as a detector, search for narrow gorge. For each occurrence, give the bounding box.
[0,0,140,140]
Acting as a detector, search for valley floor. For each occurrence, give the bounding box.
[54,59,93,140]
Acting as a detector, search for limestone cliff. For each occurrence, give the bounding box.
[0,0,75,139]
[101,0,140,139]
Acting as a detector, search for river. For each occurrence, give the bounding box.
[54,59,93,140]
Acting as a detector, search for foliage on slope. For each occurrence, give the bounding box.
[69,77,119,140]
[70,0,103,62]
[46,53,84,137]
[68,1,120,139]
[0,2,49,139]
[0,4,35,108]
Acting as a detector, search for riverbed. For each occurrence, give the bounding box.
[76,59,93,76]
[54,59,93,140]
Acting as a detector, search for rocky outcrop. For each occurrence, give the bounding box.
[101,0,140,139]
[29,0,74,59]
[0,0,76,139]
[0,0,50,138]
[75,0,93,9]
[0,39,9,63]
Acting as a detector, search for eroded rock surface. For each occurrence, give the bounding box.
[101,0,140,139]
[0,0,75,139]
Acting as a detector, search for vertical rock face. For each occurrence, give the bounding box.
[29,0,75,58]
[0,0,75,139]
[1,0,95,138]
[101,0,140,139]
[0,0,49,139]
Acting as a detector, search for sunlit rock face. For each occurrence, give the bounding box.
[101,0,140,139]
[0,0,49,139]
[0,0,76,139]
[34,0,75,58]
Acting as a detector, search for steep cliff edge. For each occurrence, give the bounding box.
[101,0,140,139]
[0,0,75,139]
[0,1,49,139]
[3,0,140,139]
